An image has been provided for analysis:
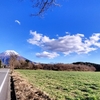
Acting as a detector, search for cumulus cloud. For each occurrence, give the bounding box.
[36,51,59,59]
[27,31,100,58]
[27,30,55,46]
[15,20,21,25]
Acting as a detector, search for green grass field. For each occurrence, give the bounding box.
[16,70,100,100]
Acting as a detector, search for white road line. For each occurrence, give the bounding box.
[0,69,9,93]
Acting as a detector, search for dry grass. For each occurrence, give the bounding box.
[11,71,52,100]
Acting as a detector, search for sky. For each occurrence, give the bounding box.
[0,0,100,64]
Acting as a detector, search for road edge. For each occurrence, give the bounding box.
[7,71,10,100]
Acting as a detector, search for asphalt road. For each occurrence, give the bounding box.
[0,68,10,100]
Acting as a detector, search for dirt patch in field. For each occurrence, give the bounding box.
[11,71,52,100]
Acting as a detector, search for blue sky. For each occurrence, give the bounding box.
[0,0,100,64]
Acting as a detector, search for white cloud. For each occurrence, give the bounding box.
[27,31,100,58]
[27,30,54,46]
[15,20,21,25]
[28,31,42,46]
[90,33,100,47]
[36,51,59,59]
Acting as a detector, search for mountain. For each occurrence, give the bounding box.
[0,50,27,65]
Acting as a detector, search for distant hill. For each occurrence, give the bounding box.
[73,62,100,71]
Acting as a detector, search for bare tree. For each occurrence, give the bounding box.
[9,54,18,73]
[21,0,59,16]
[14,60,21,69]
[27,62,33,69]
[19,59,26,69]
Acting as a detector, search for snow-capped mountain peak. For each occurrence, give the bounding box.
[3,50,19,56]
[0,50,36,65]
[0,50,21,65]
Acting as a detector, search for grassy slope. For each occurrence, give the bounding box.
[16,70,100,100]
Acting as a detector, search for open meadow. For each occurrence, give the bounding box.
[16,70,100,100]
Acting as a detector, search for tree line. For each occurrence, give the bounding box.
[73,62,100,71]
[0,55,97,71]
[8,55,96,71]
